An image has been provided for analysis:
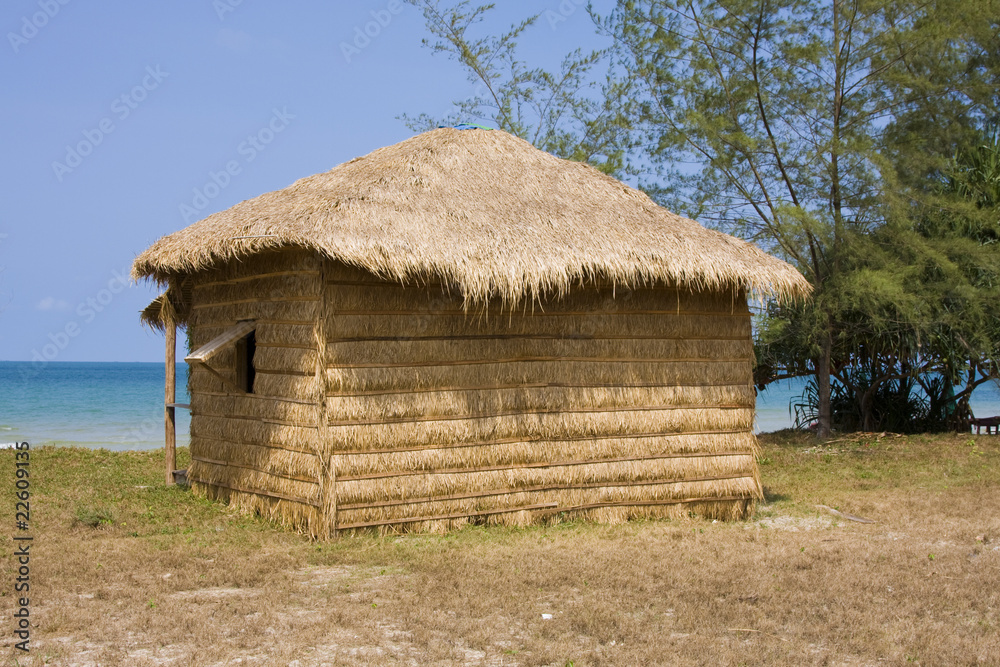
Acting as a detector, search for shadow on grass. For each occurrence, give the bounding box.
[757,429,816,448]
[762,487,791,503]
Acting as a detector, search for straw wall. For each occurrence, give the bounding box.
[184,252,761,536]
[323,262,761,534]
[186,249,325,534]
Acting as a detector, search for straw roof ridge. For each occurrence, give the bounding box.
[132,128,809,304]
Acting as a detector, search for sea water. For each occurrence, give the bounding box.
[0,362,191,451]
[755,376,1000,433]
[1,361,998,449]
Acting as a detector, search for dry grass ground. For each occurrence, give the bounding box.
[1,432,998,666]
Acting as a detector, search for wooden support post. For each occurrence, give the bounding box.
[165,320,177,486]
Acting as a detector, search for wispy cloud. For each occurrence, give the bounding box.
[36,296,70,311]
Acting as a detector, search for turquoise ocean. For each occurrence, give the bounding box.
[1,362,191,451]
[2,361,999,449]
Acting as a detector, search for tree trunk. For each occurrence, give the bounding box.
[816,332,833,437]
[860,390,873,432]
[954,361,978,432]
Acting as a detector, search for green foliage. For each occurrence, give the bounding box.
[949,126,1000,212]
[401,0,635,175]
[791,373,933,434]
[74,504,115,528]
[770,122,1000,431]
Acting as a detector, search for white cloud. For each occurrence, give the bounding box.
[36,296,70,311]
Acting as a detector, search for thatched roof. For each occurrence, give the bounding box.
[140,293,172,332]
[139,278,193,331]
[132,128,809,303]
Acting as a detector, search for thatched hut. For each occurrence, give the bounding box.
[133,127,808,536]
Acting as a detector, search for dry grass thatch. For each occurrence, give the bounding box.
[168,252,767,535]
[140,293,172,331]
[132,128,809,305]
[140,276,194,331]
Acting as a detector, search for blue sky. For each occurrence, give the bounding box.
[0,0,608,362]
